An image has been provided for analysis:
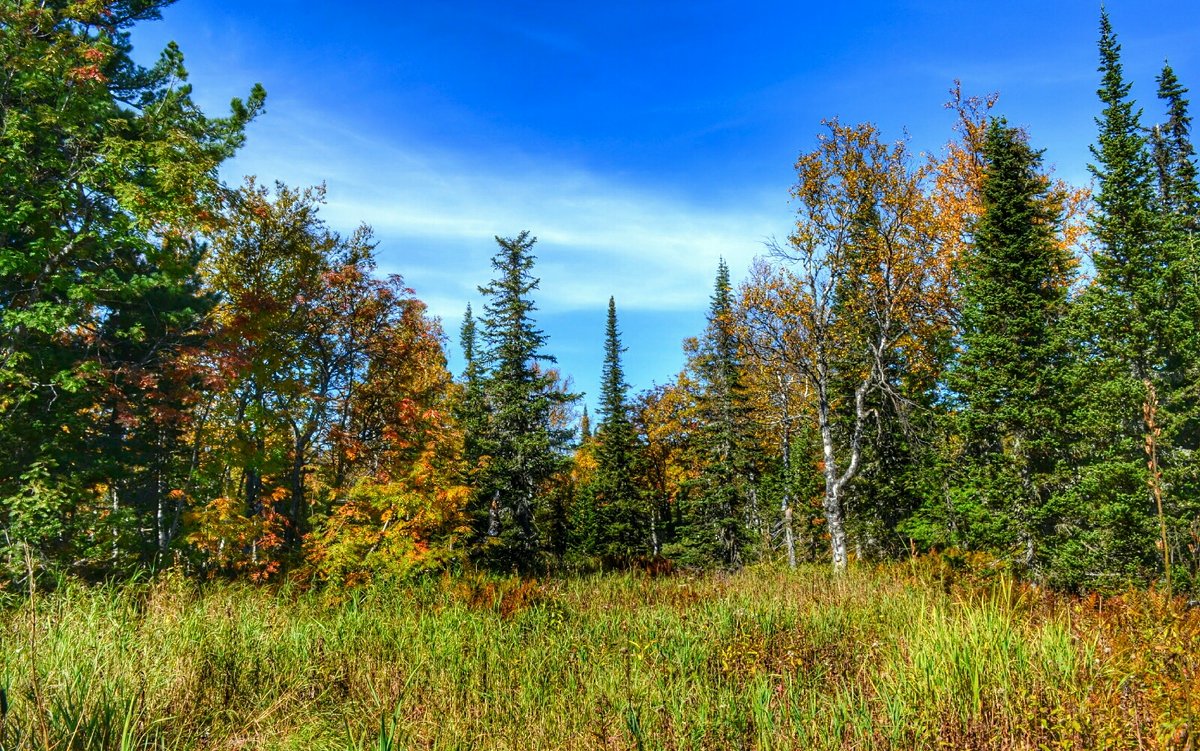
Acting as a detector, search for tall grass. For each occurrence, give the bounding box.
[1,563,1197,749]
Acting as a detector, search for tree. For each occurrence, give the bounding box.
[475,231,575,569]
[1057,12,1183,587]
[1087,11,1174,383]
[632,377,701,558]
[738,267,827,568]
[948,119,1075,573]
[0,0,264,574]
[586,298,647,562]
[304,280,469,587]
[456,303,488,494]
[187,180,385,576]
[1151,63,1200,221]
[1147,61,1200,587]
[749,120,953,572]
[675,261,756,567]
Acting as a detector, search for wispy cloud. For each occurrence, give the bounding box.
[224,102,791,323]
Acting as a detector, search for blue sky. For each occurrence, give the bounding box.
[131,1,1200,408]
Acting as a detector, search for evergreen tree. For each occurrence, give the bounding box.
[457,304,489,501]
[949,119,1074,573]
[1150,63,1200,586]
[475,232,575,569]
[676,260,755,566]
[1058,12,1174,587]
[580,406,592,441]
[1152,63,1200,220]
[1087,10,1173,379]
[588,298,647,562]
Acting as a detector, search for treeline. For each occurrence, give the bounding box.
[2,3,1198,592]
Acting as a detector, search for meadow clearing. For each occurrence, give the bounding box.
[0,562,1197,750]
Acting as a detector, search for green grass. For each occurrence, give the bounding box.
[1,563,1197,749]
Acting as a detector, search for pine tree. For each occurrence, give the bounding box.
[949,119,1074,573]
[589,298,647,562]
[475,232,575,569]
[677,260,754,566]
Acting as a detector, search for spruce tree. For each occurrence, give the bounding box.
[1151,62,1200,584]
[1152,63,1200,220]
[589,297,647,562]
[677,260,755,566]
[456,304,490,530]
[950,119,1073,573]
[1088,10,1171,379]
[1059,12,1172,586]
[475,232,574,569]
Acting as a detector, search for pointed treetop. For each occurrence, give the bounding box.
[1153,60,1199,215]
[599,296,629,425]
[712,258,732,309]
[460,302,482,384]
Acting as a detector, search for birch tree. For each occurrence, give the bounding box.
[745,120,951,572]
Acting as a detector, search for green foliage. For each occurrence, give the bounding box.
[2,1,1200,596]
[456,304,488,481]
[945,120,1074,572]
[472,232,576,570]
[0,0,264,572]
[583,297,649,563]
[1051,12,1196,589]
[675,261,756,567]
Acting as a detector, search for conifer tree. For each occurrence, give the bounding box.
[566,405,597,557]
[475,232,574,569]
[1088,10,1171,379]
[589,298,647,561]
[950,119,1073,572]
[461,304,482,391]
[1152,63,1200,220]
[1150,62,1200,584]
[580,406,592,441]
[1060,12,1174,586]
[456,304,491,528]
[458,304,488,466]
[677,261,755,566]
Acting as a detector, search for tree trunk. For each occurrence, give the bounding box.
[818,377,868,574]
[111,486,120,566]
[488,491,501,537]
[783,503,796,569]
[781,422,796,569]
[822,474,848,572]
[649,507,660,557]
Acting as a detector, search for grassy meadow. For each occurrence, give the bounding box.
[0,562,1197,750]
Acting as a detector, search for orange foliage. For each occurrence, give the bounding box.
[185,492,287,580]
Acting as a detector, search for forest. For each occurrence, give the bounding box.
[2,1,1199,595]
[5,2,1200,749]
